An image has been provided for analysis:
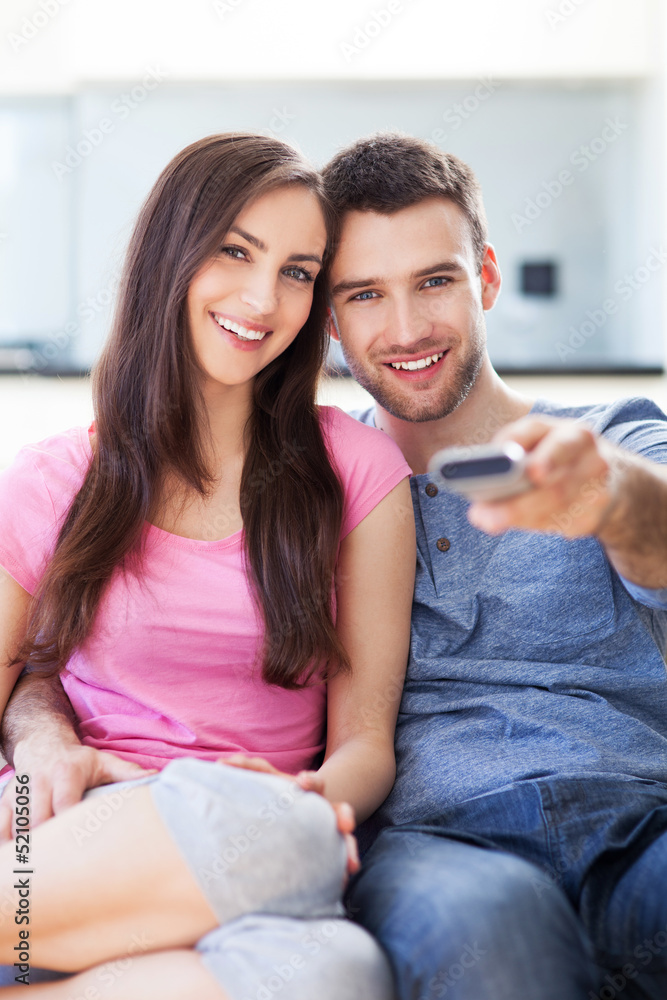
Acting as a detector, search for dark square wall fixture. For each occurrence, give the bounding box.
[520,262,558,297]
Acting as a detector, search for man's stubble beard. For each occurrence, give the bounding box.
[340,325,486,424]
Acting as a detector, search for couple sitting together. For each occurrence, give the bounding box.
[0,130,666,1000]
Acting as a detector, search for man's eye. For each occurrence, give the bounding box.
[423,277,451,288]
[352,291,377,301]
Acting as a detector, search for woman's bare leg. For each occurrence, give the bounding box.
[0,950,228,999]
[0,786,218,971]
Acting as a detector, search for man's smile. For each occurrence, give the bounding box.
[382,349,449,380]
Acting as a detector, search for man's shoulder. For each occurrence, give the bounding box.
[349,396,667,432]
[347,405,376,428]
[532,396,667,461]
[532,395,667,432]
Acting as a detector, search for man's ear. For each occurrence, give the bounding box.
[480,244,502,311]
[327,305,341,342]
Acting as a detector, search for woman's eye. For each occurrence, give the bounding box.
[220,246,247,260]
[352,290,377,302]
[284,266,314,283]
[423,276,451,288]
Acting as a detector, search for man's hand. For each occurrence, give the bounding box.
[220,753,360,876]
[467,416,617,537]
[0,733,155,841]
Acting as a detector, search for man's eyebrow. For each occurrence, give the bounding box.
[229,227,322,267]
[331,260,464,296]
[331,277,382,295]
[412,260,464,279]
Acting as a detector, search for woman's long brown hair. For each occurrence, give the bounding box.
[13,133,349,688]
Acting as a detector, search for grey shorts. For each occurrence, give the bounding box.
[196,913,395,1000]
[148,757,347,925]
[0,760,395,999]
[150,758,395,1000]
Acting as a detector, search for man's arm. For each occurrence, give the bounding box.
[467,415,667,589]
[594,445,667,589]
[0,671,155,841]
[0,668,77,765]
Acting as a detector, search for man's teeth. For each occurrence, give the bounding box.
[213,314,268,341]
[390,352,445,371]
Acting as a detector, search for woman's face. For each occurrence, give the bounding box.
[187,184,327,392]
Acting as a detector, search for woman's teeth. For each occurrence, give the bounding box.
[213,313,268,341]
[390,352,445,371]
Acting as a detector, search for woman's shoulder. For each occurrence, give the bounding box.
[0,427,92,594]
[317,406,412,539]
[0,426,92,499]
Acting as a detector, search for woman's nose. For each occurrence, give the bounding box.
[238,274,278,316]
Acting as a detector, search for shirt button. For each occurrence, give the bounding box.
[436,537,451,552]
[425,483,439,497]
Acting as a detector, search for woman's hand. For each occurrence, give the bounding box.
[219,753,360,876]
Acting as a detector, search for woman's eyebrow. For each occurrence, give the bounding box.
[287,253,323,266]
[229,227,321,266]
[230,225,267,250]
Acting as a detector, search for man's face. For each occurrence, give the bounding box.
[329,197,500,423]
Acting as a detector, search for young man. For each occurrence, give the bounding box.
[321,133,667,1000]
[3,133,667,998]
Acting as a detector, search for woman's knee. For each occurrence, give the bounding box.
[197,916,394,1000]
[151,759,347,921]
[252,775,348,917]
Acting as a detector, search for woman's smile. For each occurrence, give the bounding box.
[209,310,273,351]
[210,310,272,342]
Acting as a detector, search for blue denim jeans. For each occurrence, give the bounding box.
[347,776,667,1000]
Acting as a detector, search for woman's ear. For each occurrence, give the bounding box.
[327,304,341,342]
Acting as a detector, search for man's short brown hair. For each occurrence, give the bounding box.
[322,132,488,272]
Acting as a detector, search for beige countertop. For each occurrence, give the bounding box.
[2,372,667,470]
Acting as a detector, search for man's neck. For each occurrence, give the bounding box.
[374,359,534,475]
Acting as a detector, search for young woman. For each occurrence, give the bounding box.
[0,133,414,997]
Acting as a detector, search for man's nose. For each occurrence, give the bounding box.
[387,298,431,348]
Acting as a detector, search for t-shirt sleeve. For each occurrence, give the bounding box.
[0,447,62,594]
[619,578,667,611]
[598,399,667,610]
[598,397,667,465]
[320,406,412,539]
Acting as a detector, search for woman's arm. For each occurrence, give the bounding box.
[0,566,31,722]
[0,566,155,841]
[317,477,415,823]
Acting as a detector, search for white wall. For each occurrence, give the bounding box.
[0,0,658,94]
[59,81,656,371]
[0,0,665,368]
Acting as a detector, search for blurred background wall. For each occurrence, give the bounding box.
[0,0,665,462]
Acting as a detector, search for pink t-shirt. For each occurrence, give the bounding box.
[0,406,410,775]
